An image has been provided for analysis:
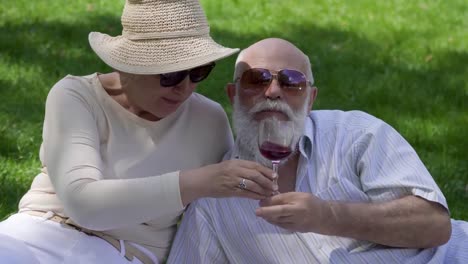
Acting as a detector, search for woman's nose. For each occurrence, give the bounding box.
[171,77,194,95]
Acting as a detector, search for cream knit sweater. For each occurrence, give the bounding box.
[18,74,233,262]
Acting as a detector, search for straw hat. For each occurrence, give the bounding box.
[89,0,239,75]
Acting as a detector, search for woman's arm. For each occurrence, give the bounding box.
[44,82,186,230]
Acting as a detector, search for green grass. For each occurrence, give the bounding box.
[0,0,467,220]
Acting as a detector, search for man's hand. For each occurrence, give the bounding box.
[255,192,329,233]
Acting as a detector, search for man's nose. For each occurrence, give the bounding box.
[264,78,282,99]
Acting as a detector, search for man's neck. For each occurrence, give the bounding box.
[277,152,300,193]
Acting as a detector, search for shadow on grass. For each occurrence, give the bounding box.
[0,170,31,220]
[0,15,121,127]
[0,133,19,158]
[0,16,466,218]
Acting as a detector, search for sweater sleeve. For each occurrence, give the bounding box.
[43,80,183,231]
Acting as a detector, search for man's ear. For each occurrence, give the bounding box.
[226,83,236,105]
[308,86,318,109]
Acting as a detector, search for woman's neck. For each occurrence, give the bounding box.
[98,72,161,121]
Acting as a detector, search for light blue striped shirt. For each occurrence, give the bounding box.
[168,110,468,263]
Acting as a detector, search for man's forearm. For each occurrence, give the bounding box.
[323,195,451,248]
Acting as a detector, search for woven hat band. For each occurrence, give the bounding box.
[123,27,210,40]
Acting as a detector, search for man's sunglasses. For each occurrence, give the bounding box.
[235,68,312,96]
[160,62,216,87]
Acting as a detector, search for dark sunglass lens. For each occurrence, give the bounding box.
[189,63,215,83]
[278,69,307,88]
[243,68,272,87]
[160,71,188,87]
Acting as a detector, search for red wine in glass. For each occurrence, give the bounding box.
[260,141,292,160]
[258,118,295,195]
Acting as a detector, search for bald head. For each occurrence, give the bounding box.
[234,38,314,84]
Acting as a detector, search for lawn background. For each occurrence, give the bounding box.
[1,0,467,220]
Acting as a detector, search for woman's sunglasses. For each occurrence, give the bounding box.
[235,68,312,96]
[160,62,216,87]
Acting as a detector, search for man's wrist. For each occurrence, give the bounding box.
[320,200,343,236]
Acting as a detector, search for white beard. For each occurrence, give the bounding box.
[232,96,310,168]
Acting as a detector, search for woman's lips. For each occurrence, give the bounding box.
[162,97,181,105]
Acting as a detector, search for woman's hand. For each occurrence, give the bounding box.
[180,159,274,205]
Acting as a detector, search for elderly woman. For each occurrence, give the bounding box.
[0,0,274,263]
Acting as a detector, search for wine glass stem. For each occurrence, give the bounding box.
[272,161,280,195]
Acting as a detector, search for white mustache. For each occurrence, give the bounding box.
[248,100,294,119]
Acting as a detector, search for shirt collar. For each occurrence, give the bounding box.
[298,115,313,160]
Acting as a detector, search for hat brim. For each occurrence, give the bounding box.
[89,32,239,75]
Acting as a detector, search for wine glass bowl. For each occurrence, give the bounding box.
[259,141,292,160]
[258,118,295,195]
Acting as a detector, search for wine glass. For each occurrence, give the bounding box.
[258,118,295,195]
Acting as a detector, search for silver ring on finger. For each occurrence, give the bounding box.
[238,178,247,190]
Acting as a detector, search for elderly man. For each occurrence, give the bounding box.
[168,38,468,263]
